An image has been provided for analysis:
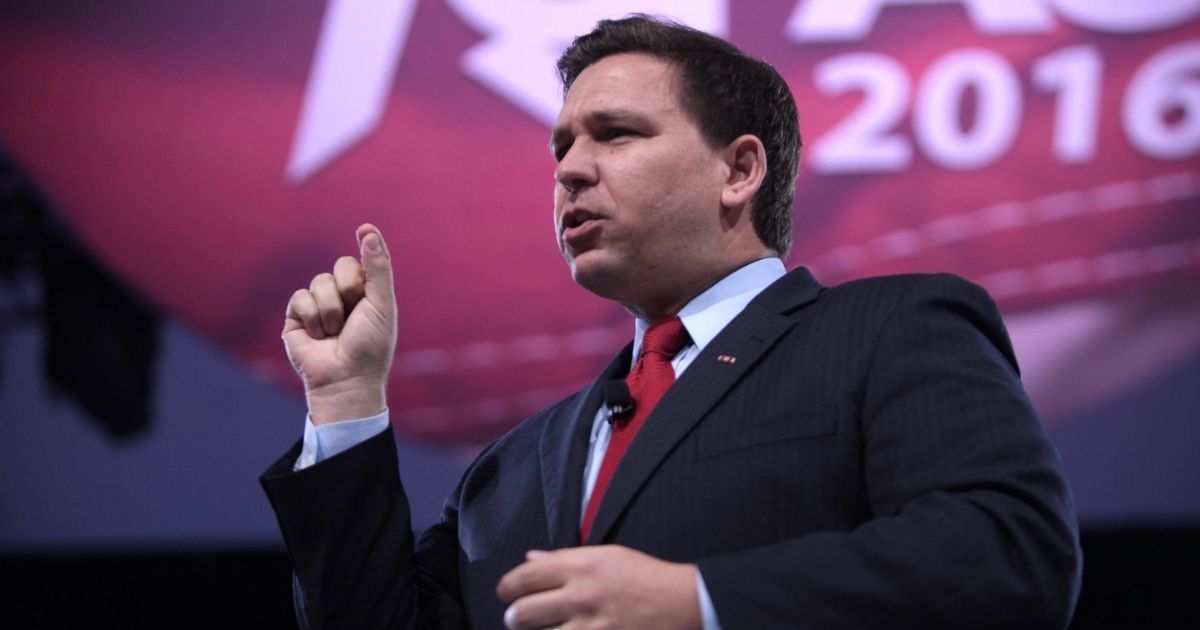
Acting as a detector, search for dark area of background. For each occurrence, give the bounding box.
[4,529,1197,628]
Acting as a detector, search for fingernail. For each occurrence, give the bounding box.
[527,549,548,560]
[363,233,383,253]
[503,604,517,629]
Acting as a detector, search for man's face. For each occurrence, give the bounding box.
[551,53,732,319]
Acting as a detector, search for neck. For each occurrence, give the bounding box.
[621,253,778,321]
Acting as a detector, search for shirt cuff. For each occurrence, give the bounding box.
[294,410,390,471]
[696,568,722,630]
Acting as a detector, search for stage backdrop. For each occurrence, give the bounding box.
[2,1,1197,447]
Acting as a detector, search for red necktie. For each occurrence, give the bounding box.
[580,316,688,542]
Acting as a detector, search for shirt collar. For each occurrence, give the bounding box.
[632,257,787,358]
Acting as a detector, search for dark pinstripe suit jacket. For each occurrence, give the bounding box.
[262,268,1082,629]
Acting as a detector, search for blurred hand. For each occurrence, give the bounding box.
[496,546,702,630]
[283,224,397,424]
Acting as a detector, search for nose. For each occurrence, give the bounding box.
[554,141,597,196]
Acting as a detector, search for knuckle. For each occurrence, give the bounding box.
[509,575,528,596]
[567,583,600,615]
[334,259,362,281]
[575,557,598,577]
[317,293,340,312]
[310,272,335,290]
[289,292,314,317]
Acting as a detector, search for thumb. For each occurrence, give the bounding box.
[356,223,395,307]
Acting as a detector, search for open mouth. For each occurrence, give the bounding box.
[561,210,602,249]
[562,209,598,230]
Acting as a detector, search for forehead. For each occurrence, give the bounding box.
[555,53,682,125]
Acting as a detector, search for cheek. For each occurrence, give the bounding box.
[628,151,712,203]
[552,191,566,225]
[606,163,664,214]
[551,196,570,253]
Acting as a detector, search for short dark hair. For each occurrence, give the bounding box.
[557,14,800,255]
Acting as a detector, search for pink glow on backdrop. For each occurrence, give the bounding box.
[0,1,1197,442]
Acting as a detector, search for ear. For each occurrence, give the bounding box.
[720,134,767,210]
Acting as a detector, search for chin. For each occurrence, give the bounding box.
[568,255,629,301]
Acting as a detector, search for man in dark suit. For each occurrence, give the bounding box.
[262,15,1082,629]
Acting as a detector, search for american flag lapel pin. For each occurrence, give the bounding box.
[717,354,737,364]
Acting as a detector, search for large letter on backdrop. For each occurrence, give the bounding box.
[287,0,421,182]
[446,0,727,124]
[787,0,1054,41]
[1049,0,1200,33]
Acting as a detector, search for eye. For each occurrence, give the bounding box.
[600,127,637,141]
[552,140,572,162]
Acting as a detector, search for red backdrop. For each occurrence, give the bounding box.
[2,0,1197,442]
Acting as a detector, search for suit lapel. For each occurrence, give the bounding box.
[540,344,632,548]
[585,268,824,544]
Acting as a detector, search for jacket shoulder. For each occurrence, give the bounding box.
[826,271,987,297]
[813,272,998,315]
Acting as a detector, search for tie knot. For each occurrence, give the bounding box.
[640,317,688,359]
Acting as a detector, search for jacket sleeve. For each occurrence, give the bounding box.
[696,274,1083,629]
[260,426,469,629]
